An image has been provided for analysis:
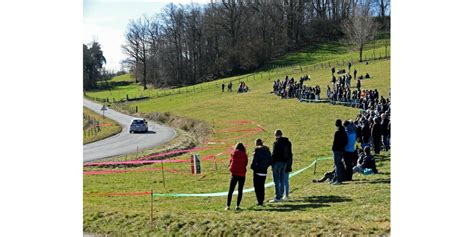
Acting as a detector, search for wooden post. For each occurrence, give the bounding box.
[136,146,139,159]
[136,106,138,113]
[214,156,217,171]
[313,160,317,175]
[150,190,153,230]
[161,161,166,188]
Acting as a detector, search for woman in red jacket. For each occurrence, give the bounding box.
[225,143,248,210]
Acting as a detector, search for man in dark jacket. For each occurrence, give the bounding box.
[251,139,272,206]
[332,119,348,185]
[361,119,371,149]
[371,117,383,154]
[270,130,292,202]
[381,113,390,151]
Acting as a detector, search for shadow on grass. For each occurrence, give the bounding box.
[91,81,135,91]
[351,178,391,185]
[251,195,351,212]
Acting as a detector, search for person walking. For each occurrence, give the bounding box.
[250,139,272,206]
[221,83,225,92]
[270,130,292,202]
[225,143,248,210]
[331,119,348,185]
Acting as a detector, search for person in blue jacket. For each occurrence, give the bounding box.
[343,120,357,181]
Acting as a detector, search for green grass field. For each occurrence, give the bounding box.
[83,107,121,144]
[84,41,391,235]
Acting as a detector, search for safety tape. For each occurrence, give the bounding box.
[84,151,228,173]
[152,157,332,197]
[84,167,188,175]
[85,157,332,197]
[135,147,216,161]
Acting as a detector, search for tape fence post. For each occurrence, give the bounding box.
[161,161,166,188]
[150,189,153,230]
[313,159,317,175]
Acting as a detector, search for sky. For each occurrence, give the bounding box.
[83,0,210,71]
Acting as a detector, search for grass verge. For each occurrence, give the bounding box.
[83,107,122,144]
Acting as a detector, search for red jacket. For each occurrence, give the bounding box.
[229,150,248,177]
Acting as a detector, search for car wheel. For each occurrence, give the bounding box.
[130,130,134,134]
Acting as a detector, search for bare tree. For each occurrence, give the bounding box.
[122,18,149,89]
[119,0,386,88]
[342,2,377,62]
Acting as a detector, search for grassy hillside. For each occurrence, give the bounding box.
[83,107,121,144]
[85,39,389,102]
[83,41,391,235]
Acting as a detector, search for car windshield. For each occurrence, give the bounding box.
[132,120,144,125]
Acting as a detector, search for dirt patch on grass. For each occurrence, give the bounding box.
[141,111,211,145]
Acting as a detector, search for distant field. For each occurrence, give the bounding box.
[83,107,121,144]
[83,40,391,235]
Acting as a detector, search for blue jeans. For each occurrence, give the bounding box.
[383,135,390,151]
[272,162,287,200]
[333,151,345,182]
[283,171,289,197]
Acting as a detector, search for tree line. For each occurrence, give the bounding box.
[119,0,390,90]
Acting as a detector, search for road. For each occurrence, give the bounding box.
[83,99,176,162]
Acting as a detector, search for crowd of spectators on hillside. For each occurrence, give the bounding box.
[272,75,323,100]
[315,101,390,185]
[271,63,386,111]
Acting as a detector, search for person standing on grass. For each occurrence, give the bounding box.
[343,120,357,181]
[348,62,352,72]
[226,143,248,211]
[371,117,383,155]
[270,130,292,202]
[331,119,348,185]
[251,139,272,206]
[222,83,225,92]
[381,113,391,151]
[282,134,293,201]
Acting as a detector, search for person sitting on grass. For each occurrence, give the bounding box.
[251,139,272,206]
[226,143,248,211]
[353,146,378,174]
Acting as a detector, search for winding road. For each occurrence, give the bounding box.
[83,99,176,162]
